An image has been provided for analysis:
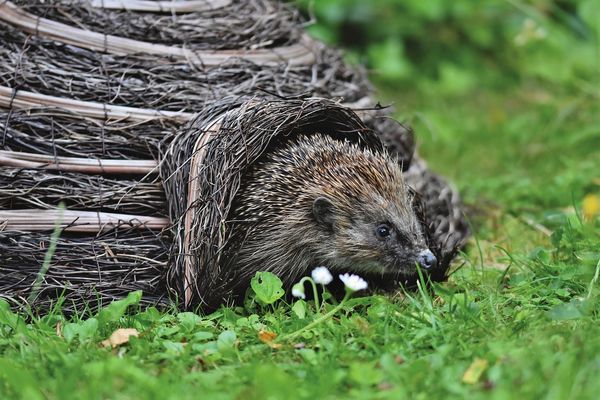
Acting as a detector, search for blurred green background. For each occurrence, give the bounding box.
[299,0,598,92]
[297,0,599,221]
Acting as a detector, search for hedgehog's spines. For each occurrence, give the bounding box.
[223,133,428,299]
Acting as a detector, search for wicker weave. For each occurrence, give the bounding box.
[0,0,469,311]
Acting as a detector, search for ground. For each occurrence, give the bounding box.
[1,1,600,399]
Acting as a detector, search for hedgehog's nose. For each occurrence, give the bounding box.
[417,249,437,270]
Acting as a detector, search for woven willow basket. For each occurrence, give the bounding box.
[0,0,468,312]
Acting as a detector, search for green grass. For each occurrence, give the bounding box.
[2,6,600,400]
[1,85,598,400]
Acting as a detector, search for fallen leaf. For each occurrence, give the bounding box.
[353,316,370,334]
[258,329,276,343]
[258,330,281,349]
[377,382,394,391]
[101,328,139,348]
[462,358,489,384]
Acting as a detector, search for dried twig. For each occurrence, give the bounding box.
[0,209,170,232]
[90,0,232,13]
[0,149,158,174]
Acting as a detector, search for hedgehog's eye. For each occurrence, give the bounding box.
[375,224,391,239]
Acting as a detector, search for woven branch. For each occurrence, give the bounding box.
[13,0,304,51]
[0,108,177,159]
[90,0,232,13]
[0,1,317,66]
[0,150,158,174]
[0,229,170,313]
[0,209,170,232]
[181,121,222,307]
[0,19,368,113]
[0,168,166,216]
[0,86,194,122]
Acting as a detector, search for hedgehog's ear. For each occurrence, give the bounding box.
[313,196,336,229]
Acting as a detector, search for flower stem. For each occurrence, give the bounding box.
[319,284,326,312]
[298,277,321,312]
[279,291,351,342]
[309,279,320,312]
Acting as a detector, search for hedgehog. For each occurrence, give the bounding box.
[221,133,438,300]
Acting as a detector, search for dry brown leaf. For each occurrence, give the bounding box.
[258,329,277,343]
[258,330,281,349]
[353,316,370,334]
[101,328,139,348]
[377,382,394,391]
[462,358,489,384]
[55,321,63,338]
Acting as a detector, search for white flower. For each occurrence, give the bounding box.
[311,266,333,285]
[339,273,368,292]
[291,283,305,299]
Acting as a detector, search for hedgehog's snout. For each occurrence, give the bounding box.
[417,249,437,270]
